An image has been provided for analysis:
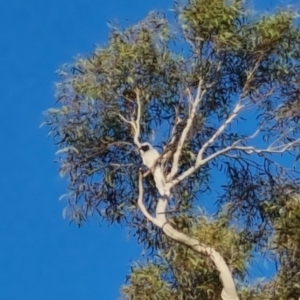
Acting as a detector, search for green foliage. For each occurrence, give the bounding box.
[45,0,300,299]
[122,263,173,300]
[178,0,244,49]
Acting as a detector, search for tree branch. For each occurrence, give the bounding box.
[137,169,239,300]
[196,101,245,164]
[168,81,206,180]
[113,88,142,148]
[166,91,300,189]
[161,106,183,165]
[165,100,245,189]
[133,89,142,147]
[163,223,239,300]
[137,170,162,227]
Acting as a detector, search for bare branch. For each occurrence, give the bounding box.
[168,81,206,180]
[167,128,300,190]
[162,224,239,300]
[137,175,239,300]
[113,112,133,125]
[241,57,263,98]
[165,100,246,189]
[169,106,182,146]
[112,89,142,148]
[137,170,161,227]
[268,124,298,149]
[231,140,300,154]
[155,198,168,223]
[196,101,245,164]
[133,89,142,147]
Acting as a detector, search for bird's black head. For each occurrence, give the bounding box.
[139,144,150,152]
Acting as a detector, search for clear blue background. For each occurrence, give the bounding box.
[0,0,295,299]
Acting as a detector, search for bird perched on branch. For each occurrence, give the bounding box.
[139,142,168,197]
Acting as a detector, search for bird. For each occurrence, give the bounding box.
[139,142,168,197]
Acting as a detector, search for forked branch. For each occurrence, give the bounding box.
[137,171,239,300]
[167,81,207,180]
[165,94,300,191]
[115,88,143,148]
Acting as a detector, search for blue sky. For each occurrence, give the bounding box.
[0,0,296,299]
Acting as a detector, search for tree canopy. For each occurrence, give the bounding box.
[45,0,300,299]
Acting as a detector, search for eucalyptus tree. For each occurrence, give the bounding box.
[45,0,300,299]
